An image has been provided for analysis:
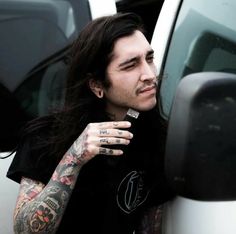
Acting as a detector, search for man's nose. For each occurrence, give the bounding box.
[140,61,156,81]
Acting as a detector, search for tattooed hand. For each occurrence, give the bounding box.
[68,121,133,164]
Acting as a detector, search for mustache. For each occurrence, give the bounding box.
[136,80,158,94]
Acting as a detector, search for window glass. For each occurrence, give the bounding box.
[159,0,236,118]
[0,0,90,151]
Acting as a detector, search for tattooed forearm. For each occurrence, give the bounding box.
[14,153,82,234]
[15,186,67,233]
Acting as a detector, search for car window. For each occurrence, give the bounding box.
[0,0,78,90]
[159,0,236,118]
[0,0,91,151]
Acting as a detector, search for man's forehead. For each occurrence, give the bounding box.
[112,31,152,59]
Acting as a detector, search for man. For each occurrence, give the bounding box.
[7,12,173,234]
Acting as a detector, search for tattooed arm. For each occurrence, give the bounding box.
[13,121,133,234]
[14,150,84,234]
[135,205,163,234]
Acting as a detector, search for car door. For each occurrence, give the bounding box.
[151,0,236,233]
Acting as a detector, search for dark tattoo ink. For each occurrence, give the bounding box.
[100,129,109,135]
[100,138,109,144]
[116,139,121,144]
[99,148,107,154]
[14,152,81,233]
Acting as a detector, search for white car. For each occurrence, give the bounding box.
[2,0,236,233]
[151,0,236,233]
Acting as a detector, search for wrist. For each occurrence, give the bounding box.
[67,147,87,167]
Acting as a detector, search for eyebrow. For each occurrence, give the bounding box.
[118,49,154,68]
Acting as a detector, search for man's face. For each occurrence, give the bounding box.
[104,30,157,120]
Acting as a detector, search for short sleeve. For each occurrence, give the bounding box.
[6,135,56,185]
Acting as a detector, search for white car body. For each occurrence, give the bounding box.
[151,0,236,233]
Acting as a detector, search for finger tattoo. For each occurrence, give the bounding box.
[100,129,109,135]
[116,139,121,144]
[99,148,107,154]
[100,138,109,144]
[99,148,114,155]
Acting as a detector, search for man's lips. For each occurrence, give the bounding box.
[138,84,157,94]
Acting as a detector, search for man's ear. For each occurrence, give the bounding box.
[88,79,104,98]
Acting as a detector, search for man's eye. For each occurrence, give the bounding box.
[123,63,136,70]
[146,56,154,63]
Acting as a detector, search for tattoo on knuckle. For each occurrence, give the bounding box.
[116,139,121,144]
[99,129,108,135]
[100,138,109,144]
[99,148,107,154]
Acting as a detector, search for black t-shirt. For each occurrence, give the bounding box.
[7,113,174,234]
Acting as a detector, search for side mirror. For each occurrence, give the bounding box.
[165,72,236,201]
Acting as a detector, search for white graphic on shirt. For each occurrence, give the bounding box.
[116,170,149,214]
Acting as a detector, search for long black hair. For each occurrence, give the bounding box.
[22,12,147,160]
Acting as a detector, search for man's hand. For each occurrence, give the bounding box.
[68,121,133,164]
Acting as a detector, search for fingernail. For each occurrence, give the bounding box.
[127,121,131,127]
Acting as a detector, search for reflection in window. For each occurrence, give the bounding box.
[159,0,236,118]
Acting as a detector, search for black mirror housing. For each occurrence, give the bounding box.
[165,72,236,201]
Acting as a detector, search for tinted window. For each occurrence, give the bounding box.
[159,0,236,118]
[0,0,91,151]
